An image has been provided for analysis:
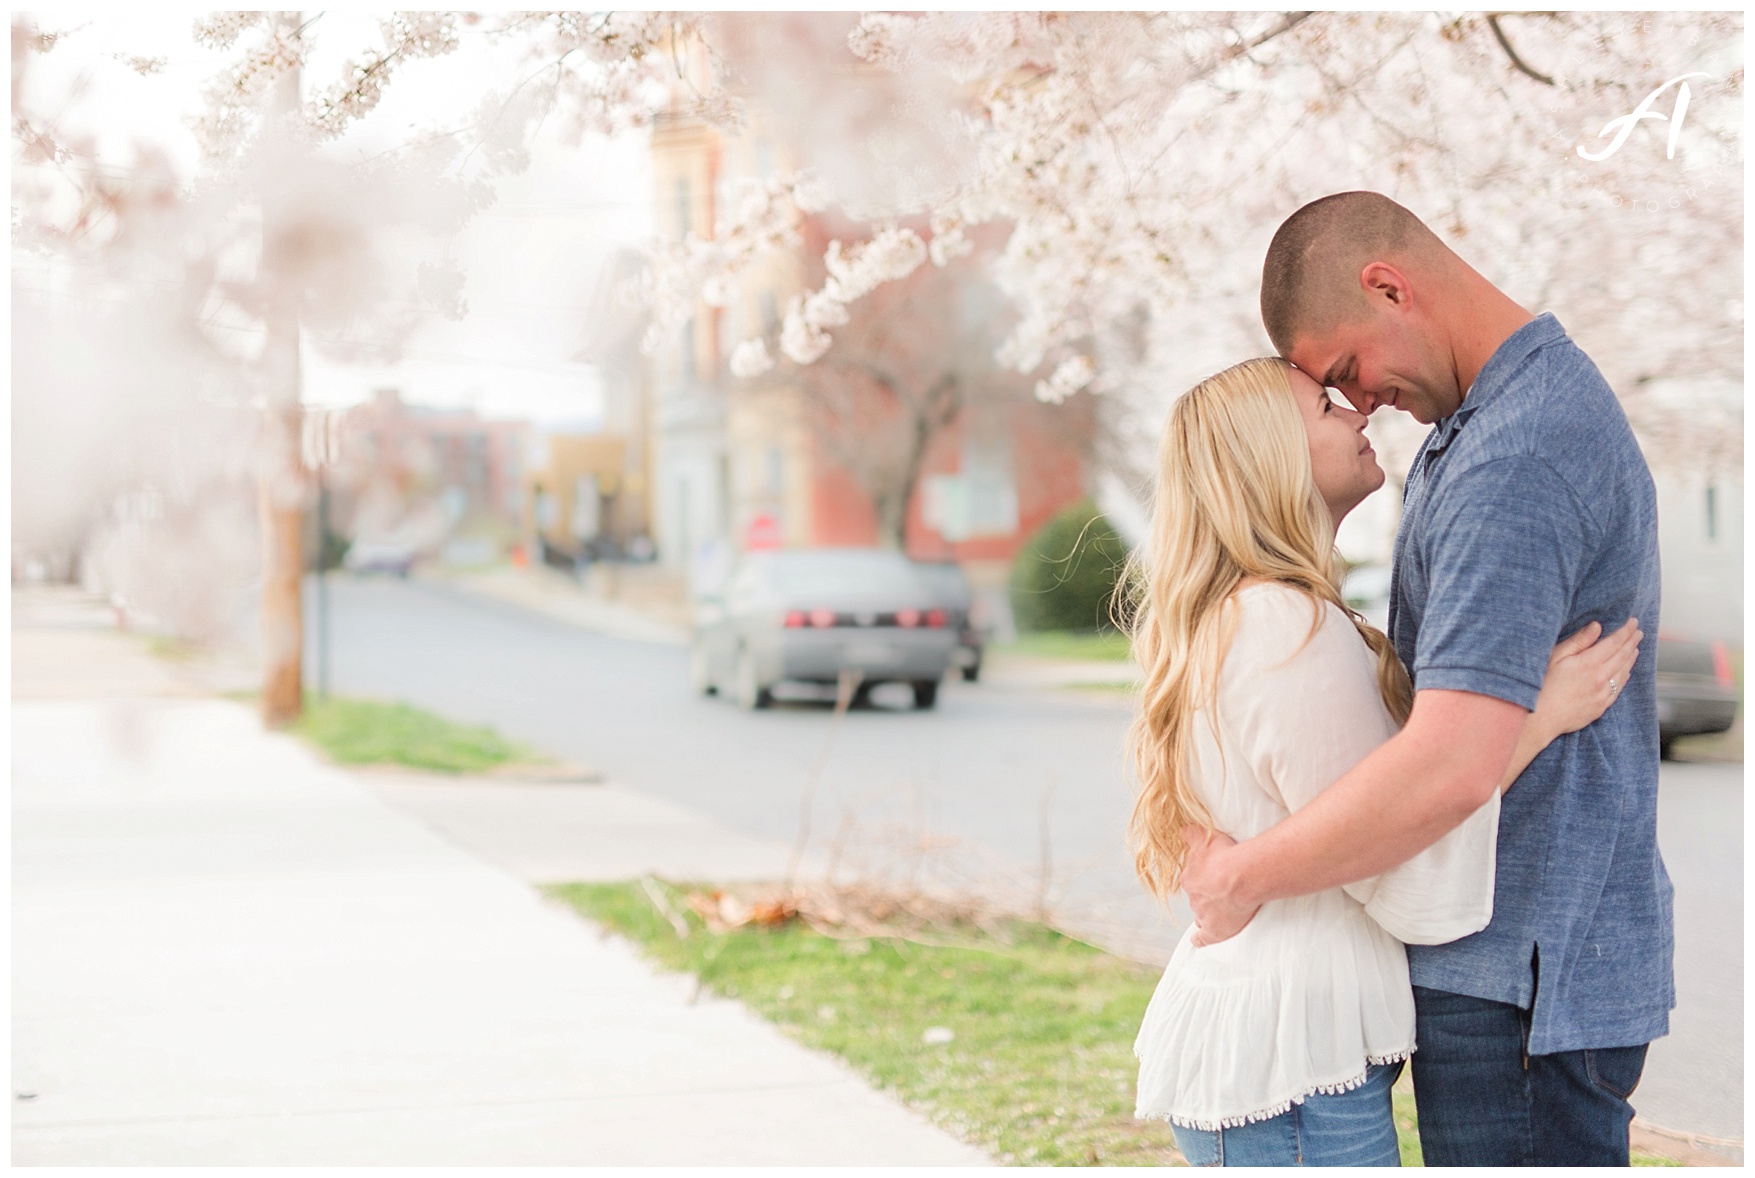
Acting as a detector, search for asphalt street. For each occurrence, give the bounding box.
[305,574,1742,1143]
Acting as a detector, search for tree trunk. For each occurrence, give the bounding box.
[258,402,306,726]
[259,23,305,728]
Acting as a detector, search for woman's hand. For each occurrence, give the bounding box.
[1534,617,1643,738]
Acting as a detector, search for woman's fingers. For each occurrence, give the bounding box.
[1607,643,1641,691]
[1552,619,1603,662]
[1573,619,1641,671]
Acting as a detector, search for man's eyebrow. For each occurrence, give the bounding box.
[1321,356,1348,387]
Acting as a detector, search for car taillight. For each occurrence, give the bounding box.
[925,608,947,629]
[809,608,837,628]
[895,608,921,628]
[783,610,808,628]
[1712,641,1735,689]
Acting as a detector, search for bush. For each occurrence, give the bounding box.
[1009,500,1128,633]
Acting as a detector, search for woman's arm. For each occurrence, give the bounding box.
[1495,618,1643,794]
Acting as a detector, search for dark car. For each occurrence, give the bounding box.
[689,548,957,710]
[911,560,986,682]
[1656,634,1739,759]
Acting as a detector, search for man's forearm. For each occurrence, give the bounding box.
[1219,691,1525,909]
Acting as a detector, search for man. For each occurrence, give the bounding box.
[1179,191,1672,1165]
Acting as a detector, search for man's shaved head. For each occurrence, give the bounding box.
[1260,192,1450,356]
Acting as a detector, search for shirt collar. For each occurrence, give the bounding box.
[1431,312,1564,447]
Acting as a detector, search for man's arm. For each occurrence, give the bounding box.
[1181,688,1525,945]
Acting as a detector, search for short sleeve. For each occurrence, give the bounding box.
[1412,455,1591,710]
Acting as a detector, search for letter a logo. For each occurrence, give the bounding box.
[1578,74,1712,161]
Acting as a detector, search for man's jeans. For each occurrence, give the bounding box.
[1411,986,1649,1166]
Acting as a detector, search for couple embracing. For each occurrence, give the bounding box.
[1126,192,1671,1167]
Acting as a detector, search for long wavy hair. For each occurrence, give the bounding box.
[1120,357,1411,901]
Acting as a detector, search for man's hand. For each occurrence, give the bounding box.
[1180,825,1260,946]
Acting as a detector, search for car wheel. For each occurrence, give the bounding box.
[689,642,718,696]
[734,647,773,711]
[911,679,939,710]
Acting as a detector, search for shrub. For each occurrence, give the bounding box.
[1009,500,1128,633]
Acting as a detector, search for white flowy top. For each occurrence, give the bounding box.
[1134,582,1500,1131]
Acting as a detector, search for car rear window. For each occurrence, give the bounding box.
[767,552,923,597]
[1657,640,1715,677]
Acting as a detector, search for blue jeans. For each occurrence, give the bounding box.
[1170,1062,1403,1166]
[1411,986,1649,1166]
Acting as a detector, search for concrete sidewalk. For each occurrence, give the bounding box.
[11,598,989,1165]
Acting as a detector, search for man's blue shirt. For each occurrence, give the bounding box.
[1390,313,1674,1055]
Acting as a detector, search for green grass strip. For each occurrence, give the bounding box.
[292,694,532,774]
[1000,630,1135,663]
[549,881,1691,1167]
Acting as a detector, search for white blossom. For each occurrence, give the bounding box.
[191,12,263,52]
[1034,354,1095,405]
[779,293,835,365]
[729,337,775,378]
[640,171,818,355]
[305,13,462,141]
[187,20,307,162]
[822,227,928,303]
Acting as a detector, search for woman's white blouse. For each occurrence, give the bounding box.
[1133,582,1500,1131]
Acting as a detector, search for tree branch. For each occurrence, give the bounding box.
[1247,11,1312,53]
[1486,14,1555,86]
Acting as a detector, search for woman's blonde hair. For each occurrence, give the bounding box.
[1120,356,1410,901]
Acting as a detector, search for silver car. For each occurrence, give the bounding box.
[912,560,986,682]
[689,548,958,710]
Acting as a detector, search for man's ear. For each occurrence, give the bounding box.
[1359,261,1411,307]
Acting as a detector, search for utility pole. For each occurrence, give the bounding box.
[258,13,307,727]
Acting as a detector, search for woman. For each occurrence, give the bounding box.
[1125,357,1640,1166]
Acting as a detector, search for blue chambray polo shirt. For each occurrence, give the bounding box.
[1390,313,1674,1056]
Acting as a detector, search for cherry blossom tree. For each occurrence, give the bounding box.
[639,12,1741,497]
[14,12,1743,705]
[12,10,682,721]
[736,217,1069,550]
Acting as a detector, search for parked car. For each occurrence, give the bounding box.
[1656,634,1739,759]
[911,560,987,682]
[342,539,415,577]
[690,548,958,710]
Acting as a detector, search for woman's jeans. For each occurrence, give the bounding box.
[1170,1061,1403,1167]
